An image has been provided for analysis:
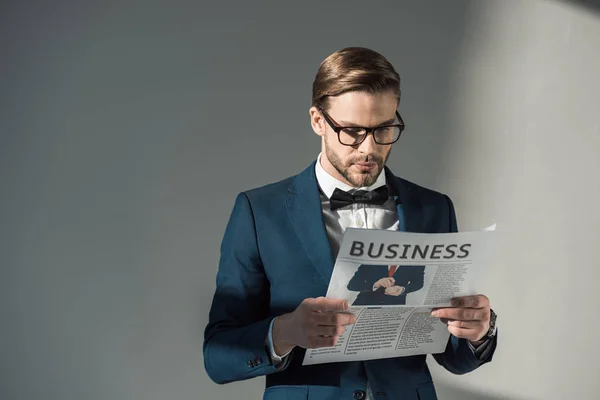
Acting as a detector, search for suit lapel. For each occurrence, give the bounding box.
[285,163,425,284]
[286,161,335,284]
[385,166,423,233]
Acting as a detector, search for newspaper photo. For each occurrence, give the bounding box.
[302,226,495,366]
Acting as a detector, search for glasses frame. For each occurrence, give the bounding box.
[319,108,405,146]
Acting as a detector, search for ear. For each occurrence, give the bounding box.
[309,106,325,137]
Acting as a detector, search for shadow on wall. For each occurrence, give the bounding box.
[556,0,600,14]
[435,382,531,400]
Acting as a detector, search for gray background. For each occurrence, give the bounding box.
[2,1,599,399]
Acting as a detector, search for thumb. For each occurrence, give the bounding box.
[311,297,349,312]
[327,299,349,312]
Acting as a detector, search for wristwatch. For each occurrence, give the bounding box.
[484,308,497,339]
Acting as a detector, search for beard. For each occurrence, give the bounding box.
[324,138,390,188]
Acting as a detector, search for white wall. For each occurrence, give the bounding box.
[428,1,600,399]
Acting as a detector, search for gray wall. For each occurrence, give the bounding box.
[427,1,600,399]
[1,1,599,399]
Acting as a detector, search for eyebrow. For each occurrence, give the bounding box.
[338,117,396,127]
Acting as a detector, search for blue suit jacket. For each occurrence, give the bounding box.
[203,160,496,400]
[347,264,425,306]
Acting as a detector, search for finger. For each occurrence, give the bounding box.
[311,324,346,337]
[451,294,489,309]
[431,307,489,322]
[306,335,339,349]
[446,325,487,342]
[433,307,488,321]
[445,319,485,330]
[313,311,356,326]
[307,297,349,312]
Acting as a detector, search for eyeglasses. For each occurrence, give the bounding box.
[319,108,405,146]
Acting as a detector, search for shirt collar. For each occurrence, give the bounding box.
[314,152,387,199]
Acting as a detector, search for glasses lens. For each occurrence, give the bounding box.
[339,128,367,145]
[374,126,401,144]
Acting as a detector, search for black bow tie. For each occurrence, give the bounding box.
[329,186,389,210]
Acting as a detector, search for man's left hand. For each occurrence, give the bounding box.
[430,294,490,344]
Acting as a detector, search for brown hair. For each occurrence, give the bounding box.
[312,47,401,111]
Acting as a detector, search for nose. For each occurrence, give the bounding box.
[357,132,378,154]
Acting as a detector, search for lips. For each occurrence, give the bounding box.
[354,162,377,172]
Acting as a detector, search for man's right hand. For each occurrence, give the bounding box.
[373,277,395,289]
[272,297,356,356]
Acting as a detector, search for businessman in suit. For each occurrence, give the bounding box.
[203,47,497,400]
[347,264,425,306]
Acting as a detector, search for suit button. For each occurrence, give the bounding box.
[353,390,366,399]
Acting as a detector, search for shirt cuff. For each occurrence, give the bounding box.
[467,330,496,360]
[266,317,293,366]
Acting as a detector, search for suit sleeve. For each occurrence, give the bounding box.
[397,266,424,294]
[431,195,497,374]
[347,265,378,291]
[203,192,289,384]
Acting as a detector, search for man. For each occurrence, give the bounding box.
[203,47,497,400]
[347,264,425,306]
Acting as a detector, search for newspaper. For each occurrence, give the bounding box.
[302,226,495,366]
